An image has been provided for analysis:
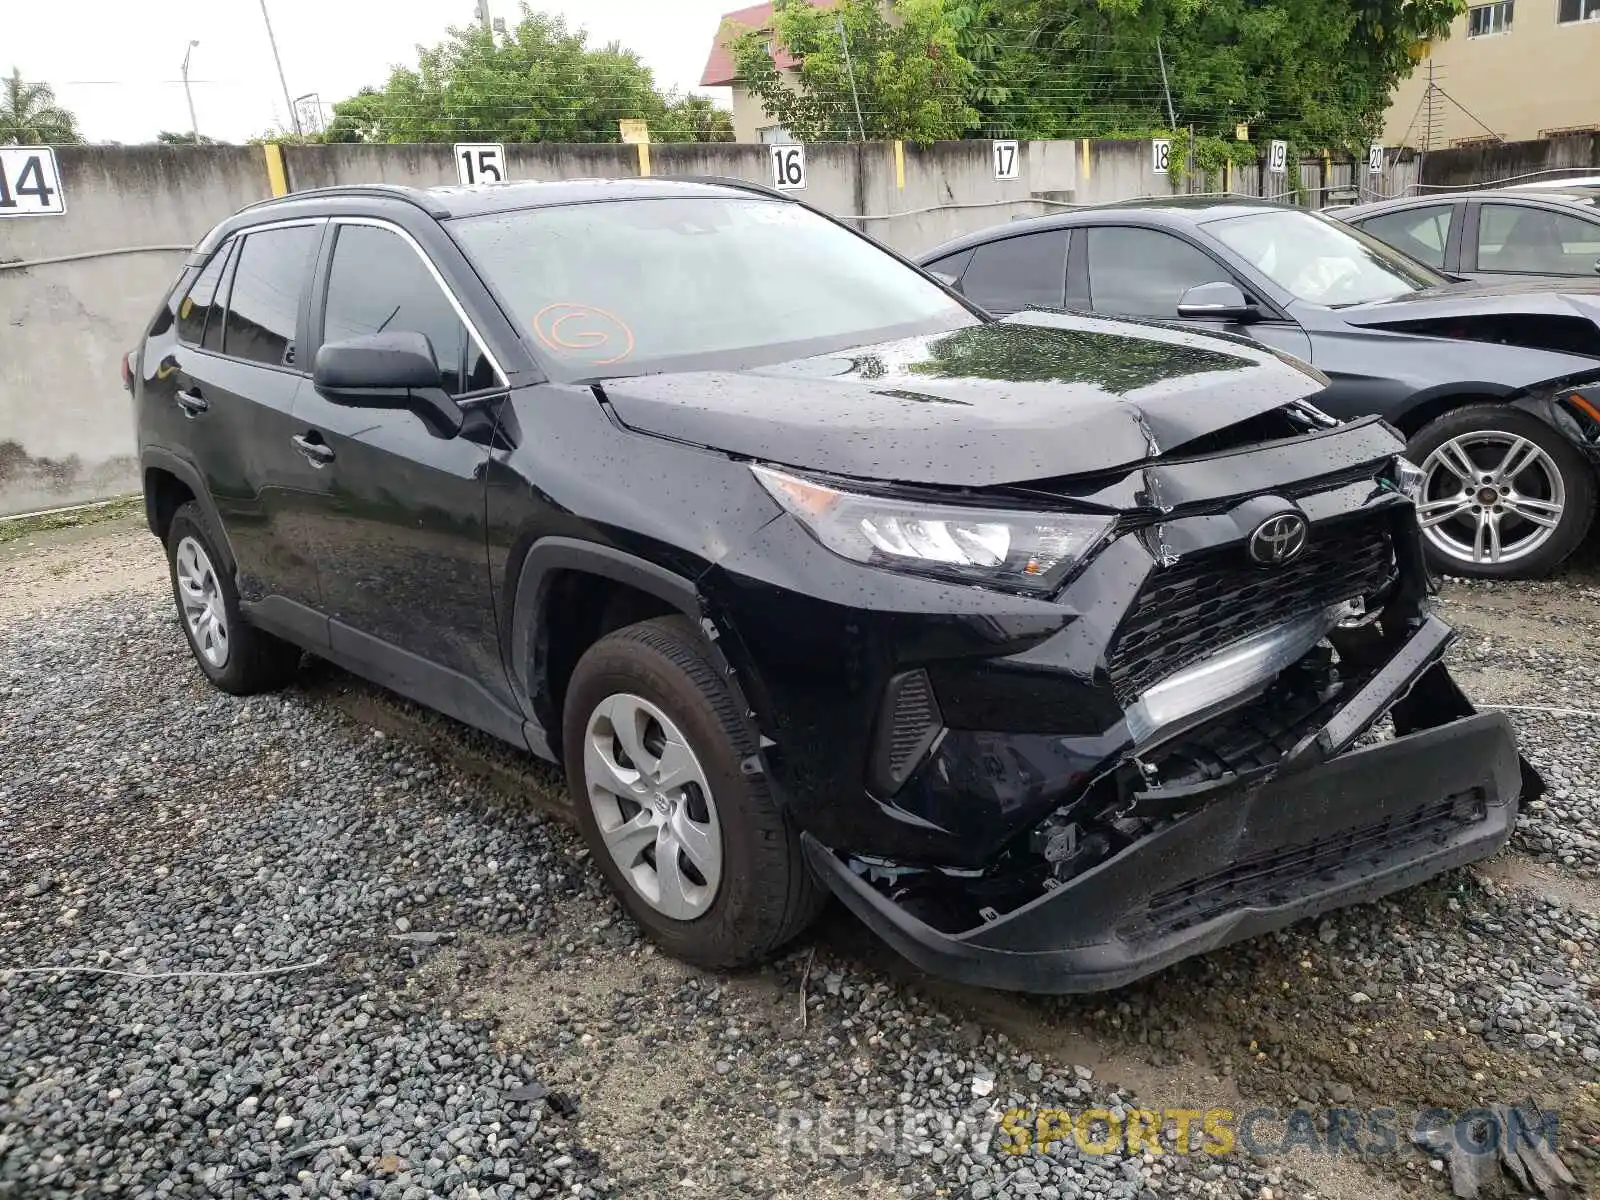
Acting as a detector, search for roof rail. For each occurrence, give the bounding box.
[239,183,451,218]
[657,174,792,202]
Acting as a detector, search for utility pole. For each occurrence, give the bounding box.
[475,0,492,31]
[181,40,201,143]
[1156,37,1177,129]
[836,16,867,141]
[257,0,302,136]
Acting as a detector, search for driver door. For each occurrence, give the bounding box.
[1075,224,1314,363]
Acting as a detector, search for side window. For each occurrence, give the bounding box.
[923,248,974,286]
[224,225,320,369]
[177,240,234,346]
[203,244,240,355]
[321,224,496,396]
[1356,205,1454,269]
[1478,204,1600,275]
[959,232,1068,311]
[1085,226,1232,319]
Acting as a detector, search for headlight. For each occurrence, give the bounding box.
[753,465,1112,595]
[1392,455,1426,504]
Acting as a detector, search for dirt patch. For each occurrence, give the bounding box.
[0,516,164,620]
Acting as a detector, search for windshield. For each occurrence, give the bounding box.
[451,197,974,379]
[1204,209,1445,306]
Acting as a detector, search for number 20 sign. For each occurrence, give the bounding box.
[0,147,65,216]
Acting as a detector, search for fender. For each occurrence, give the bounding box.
[139,447,238,575]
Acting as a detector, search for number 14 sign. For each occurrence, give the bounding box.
[0,147,65,216]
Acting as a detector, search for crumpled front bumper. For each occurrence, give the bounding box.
[803,618,1531,994]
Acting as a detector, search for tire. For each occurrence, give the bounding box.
[1407,405,1596,579]
[165,501,301,695]
[563,616,825,969]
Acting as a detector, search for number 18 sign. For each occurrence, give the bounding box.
[0,147,65,216]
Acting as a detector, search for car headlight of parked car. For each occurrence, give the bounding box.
[753,464,1112,595]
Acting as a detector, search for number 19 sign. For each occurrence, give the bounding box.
[770,144,807,190]
[0,147,65,216]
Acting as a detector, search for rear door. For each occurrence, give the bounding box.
[941,229,1068,316]
[1465,199,1600,280]
[292,217,518,728]
[159,221,325,617]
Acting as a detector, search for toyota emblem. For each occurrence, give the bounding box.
[1248,513,1308,565]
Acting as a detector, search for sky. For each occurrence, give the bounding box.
[8,0,737,143]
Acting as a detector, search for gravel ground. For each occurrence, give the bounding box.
[1,526,1598,1200]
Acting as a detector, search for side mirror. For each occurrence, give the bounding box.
[313,331,464,437]
[1176,281,1259,322]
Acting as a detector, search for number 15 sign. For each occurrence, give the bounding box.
[0,147,66,216]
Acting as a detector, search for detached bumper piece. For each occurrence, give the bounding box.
[806,711,1520,993]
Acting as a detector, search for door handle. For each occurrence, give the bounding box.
[292,434,335,467]
[175,389,209,417]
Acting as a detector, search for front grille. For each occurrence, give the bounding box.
[1106,521,1394,704]
[870,668,944,794]
[1119,790,1486,939]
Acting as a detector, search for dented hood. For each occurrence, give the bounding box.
[1338,277,1600,328]
[598,312,1326,486]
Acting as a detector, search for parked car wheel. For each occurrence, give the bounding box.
[165,502,301,694]
[563,616,824,968]
[1407,405,1596,578]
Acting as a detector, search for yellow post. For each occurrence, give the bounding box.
[262,143,288,197]
[894,140,905,190]
[619,119,652,177]
[637,142,652,177]
[1224,159,1232,194]
[1080,138,1092,183]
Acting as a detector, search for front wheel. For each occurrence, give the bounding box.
[1407,405,1596,579]
[562,616,824,969]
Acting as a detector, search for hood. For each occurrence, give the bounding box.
[598,312,1327,487]
[1340,278,1600,326]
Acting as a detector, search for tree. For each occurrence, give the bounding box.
[727,0,980,143]
[952,0,1463,154]
[325,5,716,143]
[0,69,81,145]
[656,94,735,143]
[156,131,227,146]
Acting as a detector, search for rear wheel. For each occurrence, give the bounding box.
[165,502,301,694]
[1407,406,1595,578]
[563,616,824,968]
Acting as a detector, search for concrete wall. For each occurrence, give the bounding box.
[1384,12,1600,148]
[0,145,272,515]
[1416,134,1600,190]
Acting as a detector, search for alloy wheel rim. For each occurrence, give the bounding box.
[1416,432,1566,568]
[582,692,723,920]
[175,536,230,669]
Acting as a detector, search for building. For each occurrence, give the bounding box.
[1383,0,1600,148]
[699,0,838,143]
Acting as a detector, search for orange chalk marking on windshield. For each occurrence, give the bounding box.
[532,302,635,365]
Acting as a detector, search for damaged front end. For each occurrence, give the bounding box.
[799,418,1544,994]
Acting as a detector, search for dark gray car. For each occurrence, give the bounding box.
[1336,189,1600,284]
[917,199,1600,579]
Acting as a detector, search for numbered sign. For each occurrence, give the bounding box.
[0,147,65,216]
[1368,145,1385,175]
[454,143,506,186]
[1267,140,1289,175]
[770,143,806,190]
[1152,139,1171,175]
[993,140,1019,180]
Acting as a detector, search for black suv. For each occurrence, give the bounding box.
[132,179,1538,993]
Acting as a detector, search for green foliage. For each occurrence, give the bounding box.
[156,131,228,146]
[728,0,980,143]
[325,5,726,144]
[655,94,735,143]
[955,0,1463,153]
[0,69,81,145]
